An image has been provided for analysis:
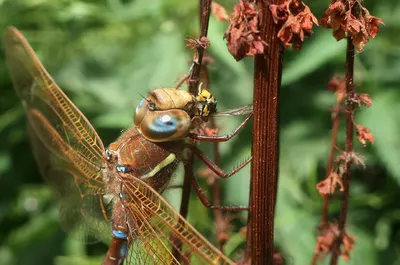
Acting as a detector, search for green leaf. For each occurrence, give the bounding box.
[359,91,400,184]
[282,30,346,86]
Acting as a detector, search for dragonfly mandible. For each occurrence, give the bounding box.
[3,26,253,265]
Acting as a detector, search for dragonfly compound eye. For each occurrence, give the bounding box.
[133,98,149,127]
[139,109,191,142]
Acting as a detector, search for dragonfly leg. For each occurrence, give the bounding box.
[165,184,183,190]
[189,145,252,179]
[189,112,253,142]
[191,176,249,211]
[99,194,110,223]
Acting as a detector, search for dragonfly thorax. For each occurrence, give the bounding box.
[105,127,184,195]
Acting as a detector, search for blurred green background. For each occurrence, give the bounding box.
[0,0,399,264]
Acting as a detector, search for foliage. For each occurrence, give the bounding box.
[0,0,399,264]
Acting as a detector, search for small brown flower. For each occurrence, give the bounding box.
[316,171,344,195]
[362,6,385,39]
[315,222,356,260]
[270,0,318,50]
[355,124,374,145]
[353,93,372,107]
[212,1,229,22]
[341,232,356,260]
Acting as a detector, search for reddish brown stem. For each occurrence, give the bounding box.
[329,37,355,265]
[176,0,212,259]
[188,0,212,94]
[311,107,341,265]
[178,0,212,219]
[246,0,284,264]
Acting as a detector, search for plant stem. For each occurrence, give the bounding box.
[176,1,212,260]
[311,107,340,265]
[329,36,355,265]
[247,0,283,264]
[179,0,212,220]
[188,0,212,94]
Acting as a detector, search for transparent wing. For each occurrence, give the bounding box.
[4,27,109,242]
[213,104,253,117]
[121,175,236,265]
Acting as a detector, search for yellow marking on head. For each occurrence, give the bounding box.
[203,105,210,116]
[201,89,211,99]
[140,153,176,180]
[197,82,204,97]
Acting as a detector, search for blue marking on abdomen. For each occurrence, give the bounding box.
[116,165,126,173]
[112,230,128,239]
[120,241,128,258]
[118,241,128,265]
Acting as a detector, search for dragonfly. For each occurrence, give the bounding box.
[3,26,253,265]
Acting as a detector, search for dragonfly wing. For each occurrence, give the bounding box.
[213,104,253,117]
[121,175,236,265]
[4,27,109,242]
[3,27,105,167]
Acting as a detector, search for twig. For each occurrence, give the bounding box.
[188,0,212,94]
[175,0,212,260]
[178,0,212,220]
[311,107,340,265]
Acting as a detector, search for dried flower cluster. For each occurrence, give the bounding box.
[315,223,356,261]
[316,76,373,197]
[321,0,384,52]
[224,0,267,61]
[269,0,318,50]
[315,71,374,262]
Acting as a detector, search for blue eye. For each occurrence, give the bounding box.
[135,98,145,114]
[140,110,191,142]
[148,114,177,136]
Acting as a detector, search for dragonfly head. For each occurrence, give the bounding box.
[133,87,218,142]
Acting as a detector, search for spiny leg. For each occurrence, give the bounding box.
[191,176,249,211]
[189,113,253,142]
[189,110,252,210]
[189,144,252,179]
[164,184,184,191]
